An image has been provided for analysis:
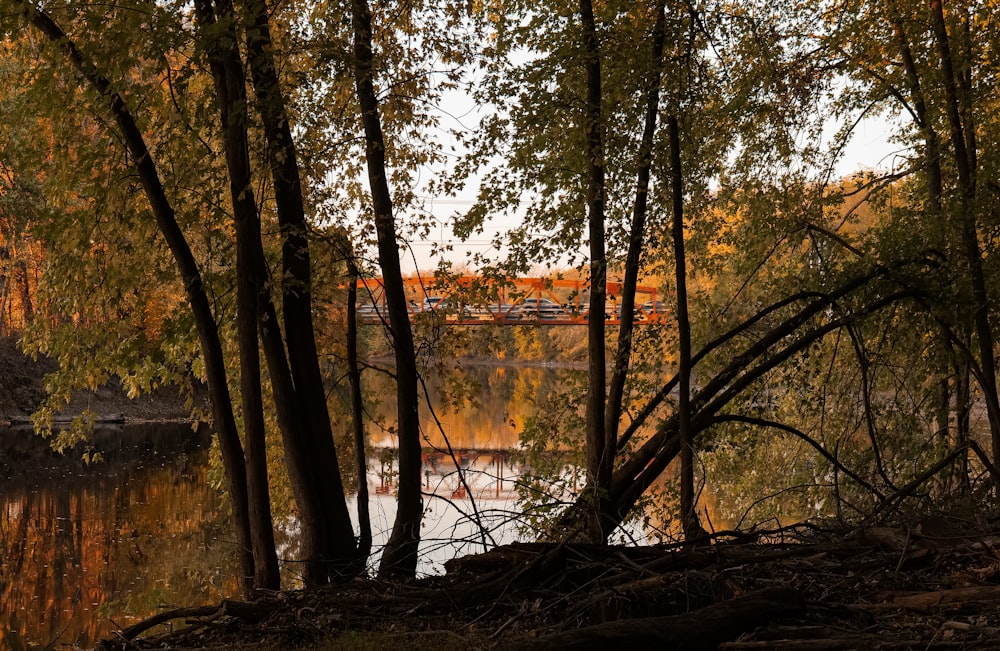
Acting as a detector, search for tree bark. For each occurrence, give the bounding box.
[347,255,373,558]
[16,259,32,325]
[579,0,610,543]
[668,115,705,542]
[243,0,360,580]
[605,2,665,524]
[350,0,423,577]
[192,0,279,590]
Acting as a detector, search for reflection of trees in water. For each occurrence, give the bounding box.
[404,449,523,500]
[361,364,568,451]
[0,425,238,649]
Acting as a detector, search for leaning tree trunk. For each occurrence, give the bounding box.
[600,268,916,532]
[17,2,259,594]
[351,0,424,578]
[605,3,666,530]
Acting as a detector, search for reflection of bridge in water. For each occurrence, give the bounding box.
[372,448,580,501]
[355,276,669,326]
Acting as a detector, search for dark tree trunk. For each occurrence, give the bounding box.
[599,270,915,532]
[243,0,360,580]
[193,0,280,590]
[954,355,972,492]
[350,0,423,577]
[505,588,805,651]
[605,3,666,530]
[667,115,705,542]
[347,256,373,558]
[0,247,9,334]
[18,2,258,595]
[16,259,32,325]
[579,0,610,543]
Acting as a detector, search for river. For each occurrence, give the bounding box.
[0,422,238,649]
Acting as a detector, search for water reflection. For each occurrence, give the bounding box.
[1,366,610,647]
[364,364,569,450]
[357,365,589,570]
[0,423,238,649]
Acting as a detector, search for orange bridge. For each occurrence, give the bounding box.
[354,276,668,326]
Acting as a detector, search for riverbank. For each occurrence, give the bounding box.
[0,337,581,427]
[0,336,201,425]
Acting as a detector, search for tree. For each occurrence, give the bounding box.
[3,0,365,589]
[826,0,1000,472]
[296,0,477,577]
[349,0,423,577]
[460,0,782,541]
[577,0,610,542]
[459,0,972,540]
[460,0,686,542]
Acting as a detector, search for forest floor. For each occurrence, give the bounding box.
[4,337,1000,649]
[95,522,1000,650]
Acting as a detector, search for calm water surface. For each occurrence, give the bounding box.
[0,422,238,649]
[3,366,735,648]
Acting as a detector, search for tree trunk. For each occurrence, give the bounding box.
[0,247,9,334]
[505,588,805,651]
[16,258,33,325]
[606,1,665,431]
[929,0,1000,469]
[347,256,373,558]
[579,0,610,543]
[243,0,360,580]
[605,4,666,534]
[602,272,913,531]
[350,0,423,577]
[890,0,997,485]
[668,115,705,542]
[193,0,280,590]
[954,355,972,492]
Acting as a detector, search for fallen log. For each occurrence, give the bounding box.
[501,587,805,651]
[877,584,1000,610]
[720,637,931,649]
